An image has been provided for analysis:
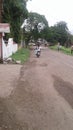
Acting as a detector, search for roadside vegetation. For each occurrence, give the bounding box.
[49,45,73,55]
[11,48,30,64]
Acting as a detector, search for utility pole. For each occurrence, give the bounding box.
[0,0,3,62]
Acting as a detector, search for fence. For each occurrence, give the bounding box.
[2,38,18,59]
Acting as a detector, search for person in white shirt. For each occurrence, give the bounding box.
[35,45,41,57]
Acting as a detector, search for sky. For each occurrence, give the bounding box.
[27,0,73,32]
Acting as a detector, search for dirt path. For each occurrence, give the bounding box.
[0,47,73,130]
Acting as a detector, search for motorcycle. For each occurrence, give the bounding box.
[36,51,40,58]
[35,46,41,58]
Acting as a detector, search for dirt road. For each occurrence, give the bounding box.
[0,47,73,130]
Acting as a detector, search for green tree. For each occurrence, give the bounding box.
[22,12,49,45]
[3,0,28,43]
[54,21,69,45]
[48,21,70,46]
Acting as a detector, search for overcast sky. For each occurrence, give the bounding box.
[27,0,73,32]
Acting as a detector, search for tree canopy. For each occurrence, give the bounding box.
[3,0,28,43]
[22,12,49,45]
[47,21,71,46]
[2,1,73,47]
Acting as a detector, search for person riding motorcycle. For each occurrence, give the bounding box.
[35,45,41,57]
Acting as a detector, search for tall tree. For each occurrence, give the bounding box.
[48,21,70,46]
[54,21,68,45]
[3,0,28,43]
[22,12,49,45]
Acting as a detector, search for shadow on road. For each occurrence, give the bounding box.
[53,75,73,109]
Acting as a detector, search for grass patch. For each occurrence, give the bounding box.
[60,46,71,55]
[49,45,73,56]
[50,45,58,50]
[11,48,30,64]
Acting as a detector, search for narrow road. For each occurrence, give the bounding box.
[0,47,73,130]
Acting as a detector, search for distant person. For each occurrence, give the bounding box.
[71,45,73,54]
[57,42,60,51]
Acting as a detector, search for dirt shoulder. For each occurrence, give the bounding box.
[0,64,21,98]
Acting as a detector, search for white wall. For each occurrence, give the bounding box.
[2,38,18,59]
